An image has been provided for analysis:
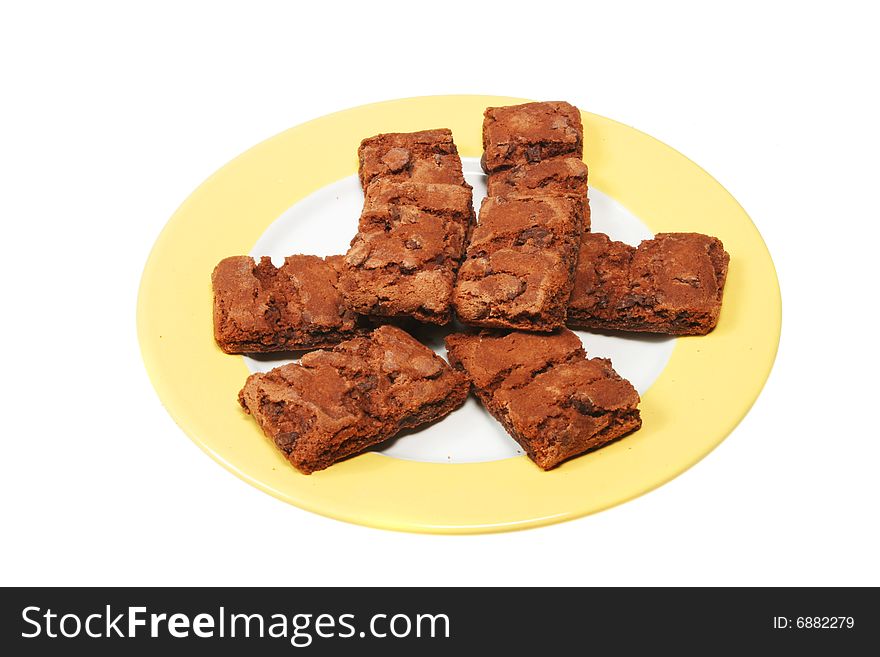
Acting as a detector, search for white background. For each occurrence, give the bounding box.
[1,1,877,587]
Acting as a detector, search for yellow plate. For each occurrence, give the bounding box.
[137,95,780,534]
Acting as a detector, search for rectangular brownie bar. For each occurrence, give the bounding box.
[239,325,469,474]
[453,195,581,331]
[568,232,730,335]
[212,255,361,354]
[339,180,474,325]
[445,329,641,470]
[486,156,591,231]
[482,101,583,173]
[358,128,469,190]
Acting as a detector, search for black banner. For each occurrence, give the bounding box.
[1,587,875,654]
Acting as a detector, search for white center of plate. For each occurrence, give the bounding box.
[246,158,675,464]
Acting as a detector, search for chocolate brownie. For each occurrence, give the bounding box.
[453,195,581,331]
[239,325,469,474]
[568,232,730,335]
[212,255,360,354]
[486,156,591,230]
[482,101,583,173]
[445,329,641,470]
[339,180,474,324]
[358,129,469,190]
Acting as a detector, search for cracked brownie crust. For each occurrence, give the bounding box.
[358,129,469,190]
[453,195,582,331]
[445,329,641,470]
[339,180,475,324]
[239,325,469,474]
[568,232,730,335]
[486,156,591,230]
[212,255,361,354]
[482,101,583,173]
